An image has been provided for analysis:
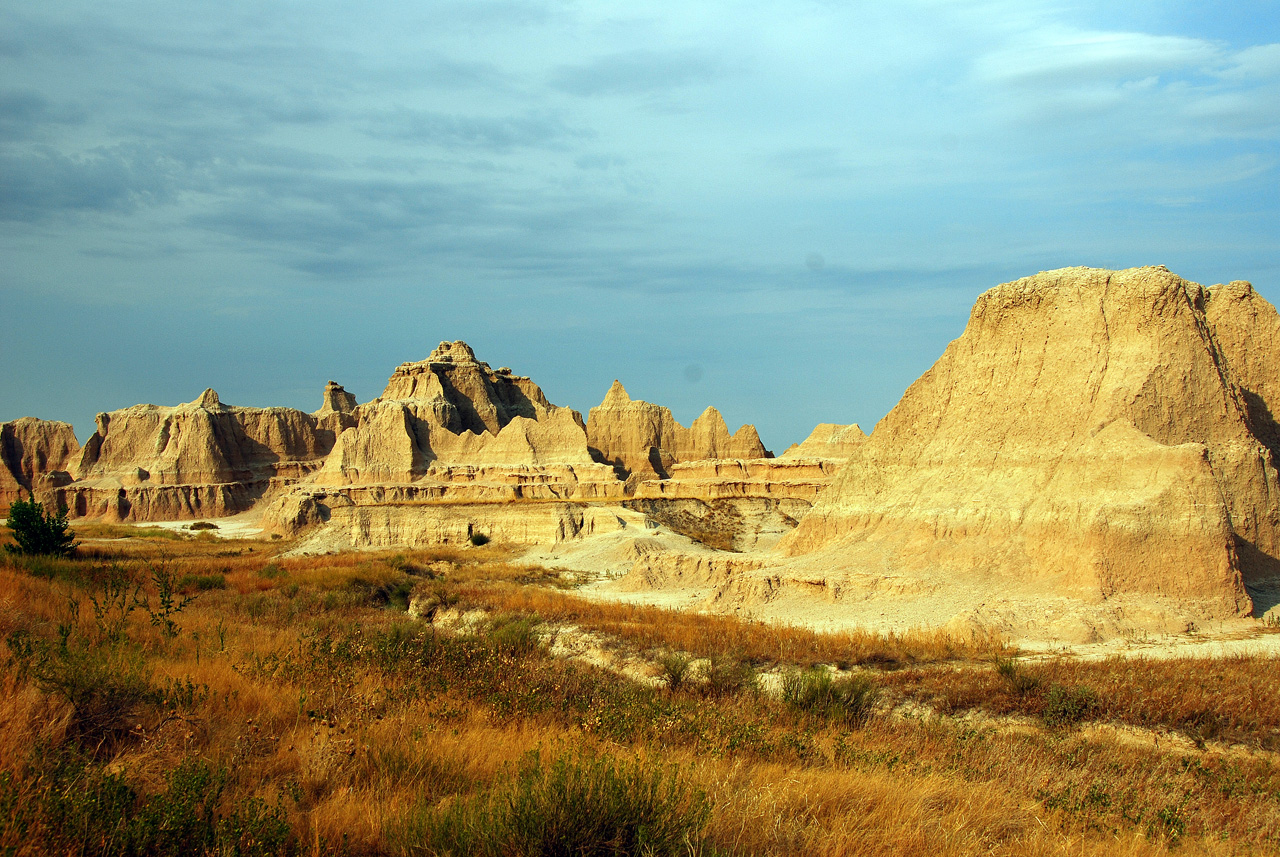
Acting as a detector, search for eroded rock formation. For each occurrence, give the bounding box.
[1,418,80,512]
[780,266,1279,617]
[51,385,348,521]
[586,381,768,479]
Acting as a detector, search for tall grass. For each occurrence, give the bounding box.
[2,540,1280,854]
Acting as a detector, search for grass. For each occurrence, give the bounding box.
[2,531,1280,854]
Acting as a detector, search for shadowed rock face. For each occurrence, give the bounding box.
[585,381,769,478]
[0,418,80,511]
[312,341,601,485]
[782,266,1280,617]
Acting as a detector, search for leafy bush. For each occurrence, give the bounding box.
[657,652,693,692]
[700,654,756,698]
[188,520,219,531]
[5,494,78,557]
[0,750,296,857]
[7,626,158,751]
[781,668,880,727]
[398,751,710,857]
[469,532,491,547]
[487,613,542,658]
[1042,684,1100,729]
[995,657,1043,696]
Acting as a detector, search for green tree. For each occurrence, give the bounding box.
[4,492,78,557]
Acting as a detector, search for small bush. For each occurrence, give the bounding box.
[177,573,227,593]
[782,668,880,727]
[5,494,77,557]
[488,613,542,658]
[1042,684,1100,729]
[700,655,755,698]
[469,532,491,547]
[6,627,158,752]
[398,751,710,857]
[995,657,1043,696]
[187,521,219,531]
[657,652,693,692]
[0,750,296,857]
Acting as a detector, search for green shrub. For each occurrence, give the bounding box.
[177,573,227,593]
[995,657,1043,696]
[397,751,710,857]
[782,668,880,727]
[488,613,542,658]
[700,655,756,698]
[188,521,219,531]
[1042,684,1100,729]
[5,494,77,557]
[6,627,158,751]
[0,750,296,857]
[657,652,693,692]
[469,532,490,547]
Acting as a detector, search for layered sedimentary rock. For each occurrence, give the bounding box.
[781,266,1280,617]
[306,342,618,495]
[262,342,624,537]
[781,423,866,460]
[51,386,346,521]
[1206,281,1280,460]
[1,418,81,512]
[586,381,768,478]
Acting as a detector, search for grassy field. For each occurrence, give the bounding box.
[2,524,1280,855]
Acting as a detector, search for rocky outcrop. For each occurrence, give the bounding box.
[310,341,609,487]
[586,381,768,478]
[781,266,1278,618]
[1,418,80,512]
[52,385,344,521]
[781,423,866,460]
[1206,281,1280,461]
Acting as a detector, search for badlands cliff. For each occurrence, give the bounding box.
[10,266,1280,640]
[778,266,1278,620]
[0,418,80,511]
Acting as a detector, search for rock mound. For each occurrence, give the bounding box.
[1,418,80,512]
[782,266,1280,618]
[585,381,768,478]
[52,384,345,521]
[781,423,866,460]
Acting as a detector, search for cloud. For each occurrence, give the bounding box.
[364,108,577,151]
[0,144,180,221]
[549,49,719,96]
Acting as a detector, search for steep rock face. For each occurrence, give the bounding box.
[0,418,80,511]
[57,386,343,521]
[585,381,768,478]
[312,342,602,486]
[379,341,551,435]
[1206,281,1280,461]
[782,266,1279,617]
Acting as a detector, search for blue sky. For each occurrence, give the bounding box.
[2,0,1278,451]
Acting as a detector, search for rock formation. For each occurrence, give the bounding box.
[0,418,80,512]
[781,423,866,460]
[50,385,347,521]
[781,266,1280,618]
[586,381,768,478]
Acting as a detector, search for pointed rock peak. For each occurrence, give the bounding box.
[320,381,358,415]
[601,380,631,407]
[427,340,479,365]
[693,406,727,428]
[191,388,221,409]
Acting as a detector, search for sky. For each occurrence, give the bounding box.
[2,0,1278,452]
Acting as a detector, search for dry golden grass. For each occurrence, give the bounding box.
[1,532,1279,855]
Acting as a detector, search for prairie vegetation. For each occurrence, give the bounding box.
[2,524,1280,855]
